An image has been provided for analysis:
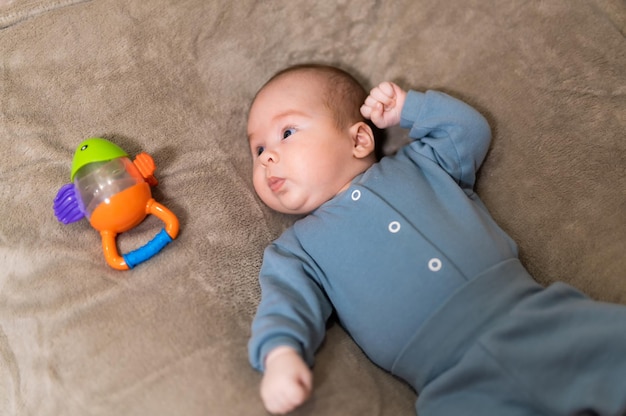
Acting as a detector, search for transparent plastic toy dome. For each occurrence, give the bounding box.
[74,157,144,218]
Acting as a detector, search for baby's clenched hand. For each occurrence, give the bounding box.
[261,346,313,415]
[360,81,407,129]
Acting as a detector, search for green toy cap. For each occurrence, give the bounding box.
[70,137,129,181]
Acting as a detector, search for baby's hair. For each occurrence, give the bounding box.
[269,64,367,130]
[263,64,386,159]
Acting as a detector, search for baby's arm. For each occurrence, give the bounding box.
[364,80,491,190]
[360,81,407,129]
[249,234,333,414]
[261,346,313,415]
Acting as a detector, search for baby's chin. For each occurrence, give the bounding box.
[272,203,315,216]
[257,185,338,215]
[268,196,323,216]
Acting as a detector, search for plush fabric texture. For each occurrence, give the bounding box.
[0,1,624,415]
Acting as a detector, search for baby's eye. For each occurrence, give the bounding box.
[256,146,265,156]
[282,128,296,139]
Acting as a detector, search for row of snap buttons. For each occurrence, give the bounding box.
[350,187,442,273]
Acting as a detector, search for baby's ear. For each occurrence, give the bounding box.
[350,122,375,159]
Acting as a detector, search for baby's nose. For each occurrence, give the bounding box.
[260,149,279,165]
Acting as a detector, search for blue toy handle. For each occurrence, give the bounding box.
[122,228,173,269]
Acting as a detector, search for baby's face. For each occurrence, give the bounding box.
[247,73,358,214]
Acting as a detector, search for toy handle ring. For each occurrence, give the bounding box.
[101,200,179,270]
[122,228,173,269]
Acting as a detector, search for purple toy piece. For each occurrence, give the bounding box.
[53,183,85,224]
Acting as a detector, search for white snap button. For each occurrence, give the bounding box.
[351,189,361,201]
[428,258,442,272]
[388,221,401,233]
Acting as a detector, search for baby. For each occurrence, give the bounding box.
[246,64,626,415]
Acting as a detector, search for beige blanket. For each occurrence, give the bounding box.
[1,1,624,414]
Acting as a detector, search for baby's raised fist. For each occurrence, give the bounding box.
[360,81,407,129]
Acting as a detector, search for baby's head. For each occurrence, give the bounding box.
[247,64,379,215]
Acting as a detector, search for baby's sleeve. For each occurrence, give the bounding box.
[400,90,492,191]
[248,229,332,372]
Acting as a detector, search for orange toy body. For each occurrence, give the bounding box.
[92,182,180,270]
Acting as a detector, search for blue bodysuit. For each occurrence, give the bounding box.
[249,90,626,415]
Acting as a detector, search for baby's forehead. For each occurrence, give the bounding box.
[278,72,322,92]
[254,72,327,108]
[247,70,338,137]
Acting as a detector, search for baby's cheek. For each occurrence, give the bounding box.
[252,176,265,198]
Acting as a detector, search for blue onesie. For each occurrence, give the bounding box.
[248,90,626,415]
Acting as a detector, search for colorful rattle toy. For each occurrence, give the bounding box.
[53,138,180,270]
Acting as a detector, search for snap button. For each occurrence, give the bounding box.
[351,189,361,201]
[428,258,442,272]
[388,221,401,233]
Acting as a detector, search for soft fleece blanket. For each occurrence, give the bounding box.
[1,1,624,415]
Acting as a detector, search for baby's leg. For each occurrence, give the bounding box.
[416,282,626,415]
[415,342,549,416]
[478,282,625,414]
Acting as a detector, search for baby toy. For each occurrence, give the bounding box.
[53,138,180,270]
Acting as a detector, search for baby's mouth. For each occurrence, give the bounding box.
[267,176,285,192]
